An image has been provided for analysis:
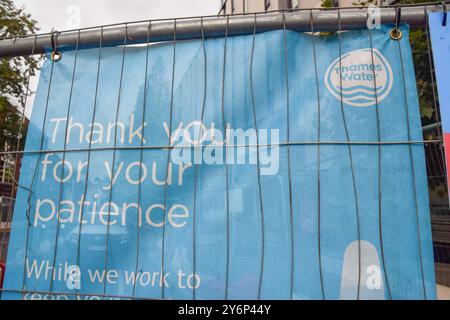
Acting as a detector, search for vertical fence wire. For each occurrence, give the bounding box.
[131,20,152,299]
[366,16,392,300]
[192,17,208,300]
[337,8,362,300]
[394,13,428,299]
[75,26,104,299]
[309,9,325,300]
[221,16,230,300]
[102,23,128,298]
[250,13,266,300]
[161,18,177,300]
[48,29,81,295]
[282,12,295,300]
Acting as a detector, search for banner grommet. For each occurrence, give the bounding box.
[389,28,403,40]
[390,6,403,41]
[50,50,62,62]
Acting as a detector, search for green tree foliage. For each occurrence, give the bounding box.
[0,0,39,150]
[398,0,437,126]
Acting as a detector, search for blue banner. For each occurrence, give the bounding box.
[2,25,436,300]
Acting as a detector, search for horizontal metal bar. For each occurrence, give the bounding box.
[0,4,448,58]
[423,122,442,132]
[0,139,442,157]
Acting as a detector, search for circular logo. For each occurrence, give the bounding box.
[324,48,393,107]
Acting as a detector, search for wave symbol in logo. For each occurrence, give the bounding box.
[324,48,393,107]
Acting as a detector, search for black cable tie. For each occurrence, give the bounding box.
[50,31,59,52]
[50,31,62,61]
[396,6,402,30]
[442,1,448,27]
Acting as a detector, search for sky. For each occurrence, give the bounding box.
[13,0,221,33]
[12,0,222,117]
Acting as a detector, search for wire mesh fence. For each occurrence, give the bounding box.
[0,3,449,299]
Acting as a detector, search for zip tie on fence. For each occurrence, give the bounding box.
[390,6,403,40]
[50,31,62,62]
[442,1,448,26]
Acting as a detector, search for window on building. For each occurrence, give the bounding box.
[291,0,299,8]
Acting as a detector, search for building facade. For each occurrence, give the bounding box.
[218,0,391,15]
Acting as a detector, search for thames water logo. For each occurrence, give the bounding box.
[324,48,393,107]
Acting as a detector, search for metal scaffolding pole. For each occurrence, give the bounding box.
[0,3,448,58]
